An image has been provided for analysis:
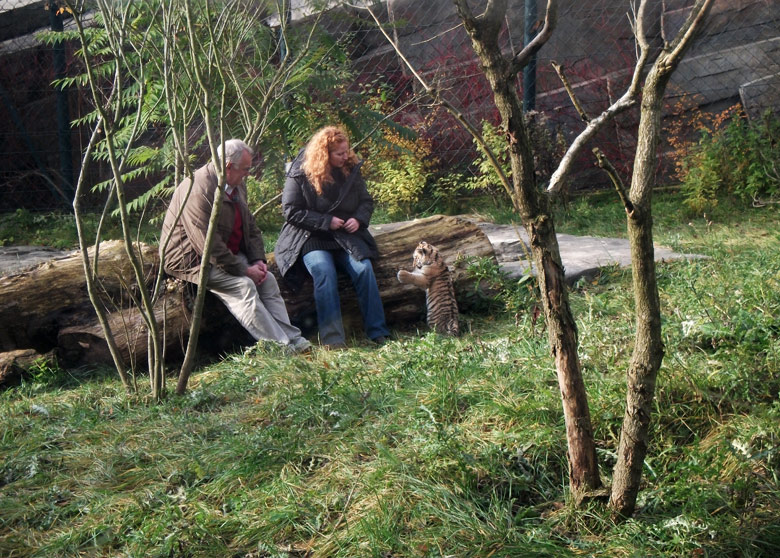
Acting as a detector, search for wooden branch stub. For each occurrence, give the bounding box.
[552,61,590,123]
[593,147,634,216]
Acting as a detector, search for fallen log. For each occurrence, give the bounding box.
[0,240,158,352]
[57,286,192,367]
[0,215,497,368]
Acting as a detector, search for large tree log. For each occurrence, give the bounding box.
[0,240,158,352]
[57,287,192,367]
[56,281,256,367]
[1,215,496,367]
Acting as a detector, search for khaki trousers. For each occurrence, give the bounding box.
[206,255,302,344]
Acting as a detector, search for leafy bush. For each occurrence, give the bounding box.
[678,109,780,213]
[451,111,567,206]
[362,128,436,218]
[459,255,538,319]
[0,209,74,248]
[0,209,155,248]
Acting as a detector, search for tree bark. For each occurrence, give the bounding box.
[609,0,715,518]
[608,74,667,519]
[0,240,157,352]
[454,0,601,503]
[57,287,191,368]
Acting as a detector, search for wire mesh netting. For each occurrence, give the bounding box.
[337,0,780,191]
[1,0,778,212]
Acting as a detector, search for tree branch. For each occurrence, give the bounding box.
[354,2,514,205]
[509,0,557,75]
[664,0,715,69]
[452,0,478,29]
[593,147,634,215]
[547,0,650,193]
[481,0,509,37]
[551,61,590,122]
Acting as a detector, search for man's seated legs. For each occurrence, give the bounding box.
[206,261,307,350]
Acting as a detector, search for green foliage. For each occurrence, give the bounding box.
[418,111,568,217]
[551,190,629,237]
[459,255,538,318]
[0,208,158,248]
[41,0,393,220]
[0,209,75,248]
[362,128,436,219]
[23,357,62,386]
[39,0,435,227]
[447,111,568,205]
[680,110,780,214]
[42,6,182,212]
[465,120,514,197]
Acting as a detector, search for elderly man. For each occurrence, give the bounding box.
[161,139,311,354]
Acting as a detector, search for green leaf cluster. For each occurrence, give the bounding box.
[42,0,404,217]
[680,110,780,213]
[461,112,568,201]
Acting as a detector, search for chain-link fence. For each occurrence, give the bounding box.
[334,0,780,191]
[1,0,779,212]
[1,1,80,212]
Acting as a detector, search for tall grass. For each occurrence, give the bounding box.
[1,193,779,557]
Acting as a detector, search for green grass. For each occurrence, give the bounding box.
[2,192,780,557]
[0,208,161,249]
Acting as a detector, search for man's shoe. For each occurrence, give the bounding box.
[287,337,312,355]
[322,342,347,351]
[372,335,388,346]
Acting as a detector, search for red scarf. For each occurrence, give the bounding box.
[226,189,243,254]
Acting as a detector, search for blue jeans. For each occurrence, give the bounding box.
[302,250,389,345]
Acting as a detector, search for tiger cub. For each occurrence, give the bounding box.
[397,241,460,336]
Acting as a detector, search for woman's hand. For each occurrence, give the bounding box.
[329,216,345,230]
[342,217,360,233]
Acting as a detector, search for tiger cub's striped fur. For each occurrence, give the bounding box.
[396,241,460,336]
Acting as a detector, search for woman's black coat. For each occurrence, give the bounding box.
[274,153,379,291]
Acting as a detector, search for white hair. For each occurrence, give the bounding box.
[217,139,253,166]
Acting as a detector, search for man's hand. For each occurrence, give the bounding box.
[246,261,268,285]
[342,218,360,233]
[329,216,345,230]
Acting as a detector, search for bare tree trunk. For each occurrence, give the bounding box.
[453,0,601,502]
[533,218,601,499]
[609,0,715,518]
[63,1,165,396]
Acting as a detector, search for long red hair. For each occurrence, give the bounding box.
[301,126,359,194]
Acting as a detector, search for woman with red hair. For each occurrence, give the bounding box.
[274,126,390,349]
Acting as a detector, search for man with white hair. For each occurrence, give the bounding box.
[161,139,311,354]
